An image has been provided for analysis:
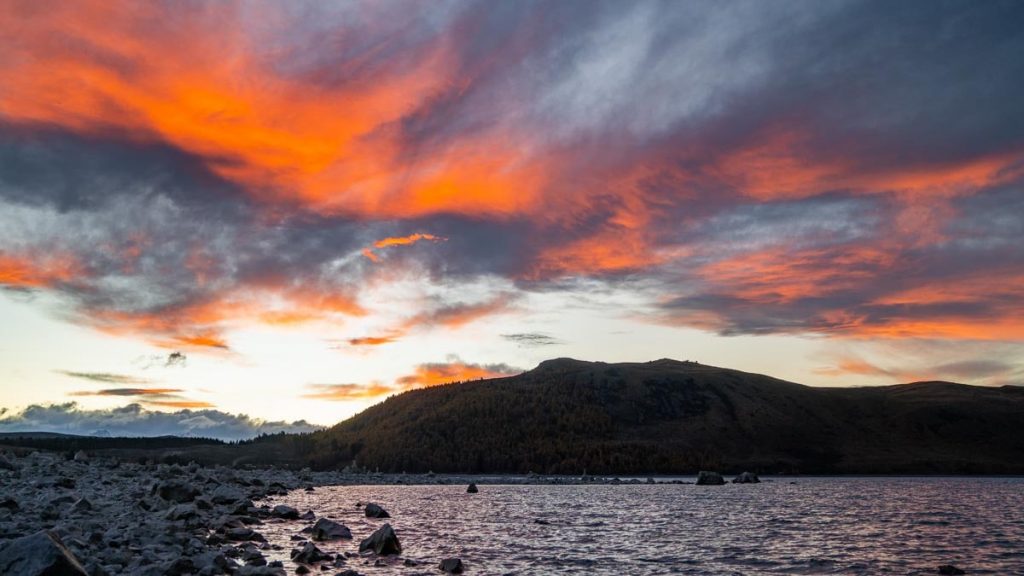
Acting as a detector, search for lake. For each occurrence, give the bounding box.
[262,477,1024,574]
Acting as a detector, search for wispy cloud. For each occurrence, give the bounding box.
[502,333,562,347]
[304,356,523,402]
[57,371,153,385]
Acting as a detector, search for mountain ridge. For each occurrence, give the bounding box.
[283,358,1023,475]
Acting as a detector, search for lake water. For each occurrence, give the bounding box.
[262,477,1024,574]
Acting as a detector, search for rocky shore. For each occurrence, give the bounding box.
[1,449,753,575]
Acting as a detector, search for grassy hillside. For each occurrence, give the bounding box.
[287,358,1024,474]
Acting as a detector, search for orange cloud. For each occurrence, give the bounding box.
[84,284,364,351]
[0,253,81,289]
[395,360,520,388]
[363,233,446,262]
[712,128,1024,202]
[145,400,215,409]
[403,295,515,330]
[346,335,401,347]
[696,245,897,304]
[302,383,396,401]
[0,2,564,222]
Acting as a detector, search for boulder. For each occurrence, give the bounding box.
[73,450,88,462]
[210,484,246,505]
[0,454,17,471]
[695,471,725,485]
[0,530,88,575]
[236,566,285,576]
[225,527,265,542]
[165,503,199,521]
[439,557,465,573]
[70,498,93,513]
[311,518,352,541]
[364,503,390,518]
[271,504,299,519]
[290,542,332,564]
[466,483,478,493]
[938,566,966,575]
[154,480,200,502]
[732,471,761,484]
[358,523,401,556]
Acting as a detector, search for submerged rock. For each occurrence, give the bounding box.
[938,566,966,575]
[364,503,390,518]
[0,530,89,576]
[732,471,761,484]
[358,523,401,555]
[290,542,332,564]
[271,504,299,519]
[695,471,725,485]
[311,518,352,541]
[466,483,478,493]
[439,557,465,573]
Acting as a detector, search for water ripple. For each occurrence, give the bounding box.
[261,477,1024,574]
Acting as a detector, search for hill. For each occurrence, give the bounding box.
[285,358,1024,474]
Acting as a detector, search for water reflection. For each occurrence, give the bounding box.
[260,478,1024,574]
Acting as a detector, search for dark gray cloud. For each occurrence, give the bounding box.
[0,0,1021,346]
[501,333,562,347]
[0,402,321,441]
[56,371,153,385]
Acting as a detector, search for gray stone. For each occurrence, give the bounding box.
[358,523,401,556]
[271,504,299,519]
[0,530,89,575]
[363,503,390,518]
[695,471,725,485]
[439,557,464,573]
[290,542,332,564]
[154,480,200,502]
[732,471,760,484]
[311,518,352,541]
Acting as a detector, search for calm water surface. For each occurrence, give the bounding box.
[263,477,1024,574]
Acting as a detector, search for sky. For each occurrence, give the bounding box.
[1,0,1022,438]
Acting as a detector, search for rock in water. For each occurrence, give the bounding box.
[311,518,352,540]
[938,566,966,575]
[359,523,402,555]
[732,471,760,484]
[364,503,390,518]
[290,542,332,564]
[695,471,725,485]
[272,504,300,519]
[466,483,479,493]
[0,530,89,575]
[72,450,88,462]
[439,557,465,573]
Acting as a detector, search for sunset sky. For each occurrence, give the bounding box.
[1,0,1022,437]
